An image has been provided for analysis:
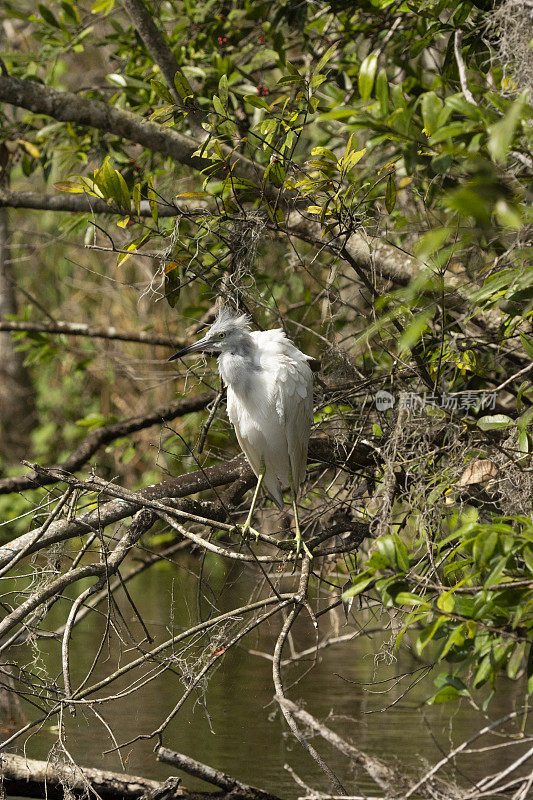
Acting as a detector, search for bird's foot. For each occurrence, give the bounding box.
[236,522,261,543]
[292,532,313,570]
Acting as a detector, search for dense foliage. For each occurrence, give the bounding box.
[0,0,531,793]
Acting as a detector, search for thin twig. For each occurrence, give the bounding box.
[273,557,347,795]
[454,30,478,106]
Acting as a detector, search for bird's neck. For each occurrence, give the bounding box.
[217,337,258,394]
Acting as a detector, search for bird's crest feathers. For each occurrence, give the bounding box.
[208,307,251,336]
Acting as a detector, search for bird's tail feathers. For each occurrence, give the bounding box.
[263,476,284,509]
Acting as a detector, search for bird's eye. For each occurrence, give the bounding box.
[218,332,226,339]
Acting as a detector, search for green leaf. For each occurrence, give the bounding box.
[175,191,212,199]
[375,70,389,116]
[76,412,106,429]
[311,146,337,161]
[39,4,61,27]
[243,94,270,110]
[477,415,514,431]
[427,685,461,704]
[421,91,443,137]
[507,642,526,679]
[398,309,432,352]
[264,159,285,188]
[61,2,80,23]
[375,536,397,568]
[393,534,410,571]
[117,233,150,266]
[265,202,285,226]
[395,591,429,607]
[342,571,374,599]
[314,43,336,75]
[53,180,85,194]
[218,74,228,105]
[91,0,114,12]
[473,654,492,688]
[358,53,378,102]
[428,121,474,144]
[151,79,174,104]
[174,71,194,101]
[417,617,446,654]
[488,92,527,164]
[415,227,452,259]
[517,405,533,431]
[519,332,533,361]
[437,592,455,613]
[165,261,181,307]
[213,95,226,117]
[115,170,130,211]
[385,173,396,213]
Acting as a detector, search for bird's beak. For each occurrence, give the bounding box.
[168,334,215,362]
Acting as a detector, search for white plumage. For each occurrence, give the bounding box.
[169,307,314,517]
[224,327,313,508]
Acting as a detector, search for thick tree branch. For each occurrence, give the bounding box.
[0,187,417,287]
[123,0,185,103]
[0,435,375,569]
[156,747,282,800]
[0,188,184,217]
[0,752,163,800]
[0,75,260,183]
[122,0,204,133]
[0,318,184,347]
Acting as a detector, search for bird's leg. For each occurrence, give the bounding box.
[290,484,312,562]
[240,470,264,542]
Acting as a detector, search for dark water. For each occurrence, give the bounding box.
[6,553,530,798]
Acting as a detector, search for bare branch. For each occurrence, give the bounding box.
[0,318,184,347]
[0,752,162,800]
[273,557,347,795]
[0,188,183,217]
[403,707,530,799]
[0,508,156,642]
[0,392,215,495]
[454,30,478,106]
[156,747,283,800]
[276,697,401,795]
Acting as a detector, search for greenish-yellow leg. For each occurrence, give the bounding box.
[240,470,264,541]
[291,486,313,561]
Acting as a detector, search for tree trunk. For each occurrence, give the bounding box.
[0,752,170,800]
[0,155,37,464]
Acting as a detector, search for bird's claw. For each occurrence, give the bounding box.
[291,534,313,572]
[235,523,261,543]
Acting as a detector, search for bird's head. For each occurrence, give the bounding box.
[168,307,252,362]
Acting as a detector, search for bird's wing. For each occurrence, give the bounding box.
[227,386,285,508]
[283,359,313,491]
[255,332,313,492]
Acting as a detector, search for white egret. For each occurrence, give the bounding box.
[169,308,314,558]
